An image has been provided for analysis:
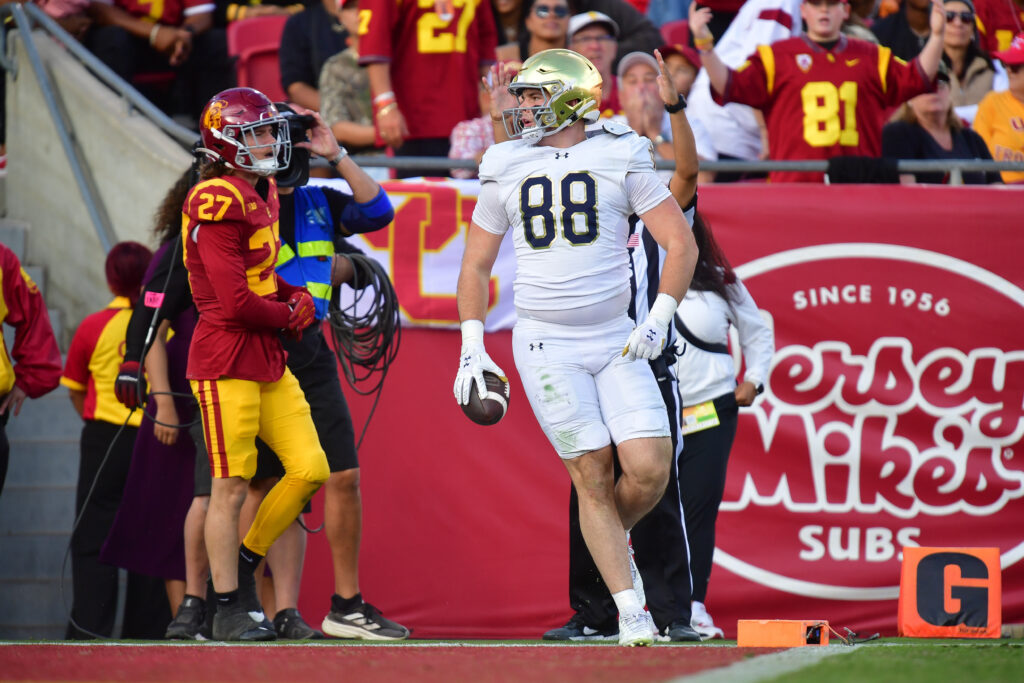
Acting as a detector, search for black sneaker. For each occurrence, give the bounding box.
[665,620,703,642]
[212,601,276,641]
[321,597,409,641]
[237,568,273,631]
[543,612,618,641]
[165,595,207,640]
[274,608,323,640]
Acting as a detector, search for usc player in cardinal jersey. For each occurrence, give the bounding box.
[183,86,330,641]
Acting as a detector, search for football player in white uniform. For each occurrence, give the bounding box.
[454,49,698,647]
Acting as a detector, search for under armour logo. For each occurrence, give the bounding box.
[555,152,569,159]
[529,342,544,351]
[645,330,657,341]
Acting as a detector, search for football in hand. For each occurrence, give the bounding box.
[461,372,510,426]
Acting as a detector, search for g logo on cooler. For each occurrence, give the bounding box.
[716,244,1024,600]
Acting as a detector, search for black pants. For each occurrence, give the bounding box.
[395,137,451,179]
[678,393,738,602]
[566,365,693,632]
[85,25,235,120]
[67,420,170,639]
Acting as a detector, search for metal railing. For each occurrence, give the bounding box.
[347,156,1024,185]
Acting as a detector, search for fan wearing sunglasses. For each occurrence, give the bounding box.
[519,0,579,60]
[941,0,993,122]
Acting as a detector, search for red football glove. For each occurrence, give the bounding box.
[286,291,316,334]
[114,360,146,410]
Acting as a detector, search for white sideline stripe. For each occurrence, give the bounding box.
[670,644,859,683]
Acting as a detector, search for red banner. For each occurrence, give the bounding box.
[298,183,1024,639]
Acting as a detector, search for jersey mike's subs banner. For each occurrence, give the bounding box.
[305,179,1024,638]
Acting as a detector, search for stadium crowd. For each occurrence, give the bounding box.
[2,0,1023,647]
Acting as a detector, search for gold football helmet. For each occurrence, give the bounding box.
[504,49,603,143]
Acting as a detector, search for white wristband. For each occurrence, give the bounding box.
[460,319,485,346]
[329,147,348,166]
[649,292,679,327]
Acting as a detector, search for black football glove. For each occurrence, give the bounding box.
[114,360,146,410]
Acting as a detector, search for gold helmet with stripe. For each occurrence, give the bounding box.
[503,49,603,143]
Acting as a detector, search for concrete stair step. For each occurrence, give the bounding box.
[0,485,77,534]
[0,533,73,580]
[6,391,81,443]
[0,219,28,259]
[0,580,73,635]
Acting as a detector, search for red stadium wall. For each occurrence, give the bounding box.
[297,183,1024,639]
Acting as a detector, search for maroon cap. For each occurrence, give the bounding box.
[660,43,701,70]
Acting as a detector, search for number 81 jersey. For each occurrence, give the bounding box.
[718,35,930,183]
[474,123,670,318]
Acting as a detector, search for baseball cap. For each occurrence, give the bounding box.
[993,32,1024,65]
[659,43,701,70]
[616,51,659,80]
[568,11,620,41]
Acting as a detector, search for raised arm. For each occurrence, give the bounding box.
[689,4,730,97]
[655,49,698,209]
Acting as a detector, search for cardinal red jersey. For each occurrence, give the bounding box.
[181,175,297,383]
[717,35,932,182]
[358,0,498,139]
[974,0,1024,54]
[95,0,212,27]
[0,244,61,398]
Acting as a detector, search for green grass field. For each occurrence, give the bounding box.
[766,639,1024,683]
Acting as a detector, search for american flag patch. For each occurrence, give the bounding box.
[626,234,640,248]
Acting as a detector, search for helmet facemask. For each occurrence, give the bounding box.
[210,115,292,177]
[503,79,599,144]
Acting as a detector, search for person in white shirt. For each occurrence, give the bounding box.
[454,48,697,647]
[673,216,775,638]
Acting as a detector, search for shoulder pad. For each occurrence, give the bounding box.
[184,178,250,224]
[601,119,634,136]
[478,140,520,183]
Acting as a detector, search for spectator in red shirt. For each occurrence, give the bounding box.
[691,0,947,182]
[974,0,1024,56]
[84,0,235,123]
[0,242,61,499]
[61,241,171,639]
[359,0,498,177]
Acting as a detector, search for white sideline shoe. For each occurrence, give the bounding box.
[618,609,654,647]
[690,601,724,640]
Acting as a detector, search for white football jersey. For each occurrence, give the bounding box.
[474,122,671,319]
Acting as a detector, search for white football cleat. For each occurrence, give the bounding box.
[690,601,725,640]
[618,609,654,647]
